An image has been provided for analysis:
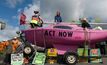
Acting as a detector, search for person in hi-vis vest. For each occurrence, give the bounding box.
[30,11,43,28]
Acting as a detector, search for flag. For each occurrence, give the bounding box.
[20,13,26,25]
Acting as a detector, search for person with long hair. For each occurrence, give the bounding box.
[54,11,62,23]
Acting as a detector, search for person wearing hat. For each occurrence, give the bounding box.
[3,40,13,65]
[30,11,43,28]
[79,18,91,29]
[11,37,22,53]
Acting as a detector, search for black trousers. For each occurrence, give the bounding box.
[4,53,11,64]
[30,23,43,28]
[30,23,39,28]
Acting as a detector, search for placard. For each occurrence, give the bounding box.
[32,52,46,65]
[90,49,101,57]
[47,48,57,57]
[90,49,102,63]
[11,53,23,65]
[77,48,88,56]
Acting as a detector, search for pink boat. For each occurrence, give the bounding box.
[22,23,107,65]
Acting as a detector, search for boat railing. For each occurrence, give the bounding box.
[19,22,107,30]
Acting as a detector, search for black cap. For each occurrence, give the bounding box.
[34,11,39,14]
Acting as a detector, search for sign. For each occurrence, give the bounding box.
[32,52,46,65]
[11,53,23,65]
[77,48,89,63]
[78,57,88,63]
[90,58,102,63]
[47,48,57,57]
[77,48,88,56]
[90,49,102,63]
[90,49,101,57]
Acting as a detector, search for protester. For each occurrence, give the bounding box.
[30,11,43,28]
[19,12,26,30]
[79,18,91,29]
[3,40,13,65]
[11,37,22,53]
[54,11,62,23]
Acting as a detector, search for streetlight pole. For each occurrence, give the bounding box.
[0,21,6,30]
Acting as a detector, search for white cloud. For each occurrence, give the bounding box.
[0,18,8,23]
[16,0,107,22]
[6,0,24,8]
[41,0,107,22]
[0,25,19,41]
[0,19,19,41]
[17,8,22,12]
[23,1,40,22]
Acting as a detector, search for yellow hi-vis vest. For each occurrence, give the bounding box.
[31,17,39,24]
[31,20,38,24]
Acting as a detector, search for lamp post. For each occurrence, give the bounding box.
[0,21,6,30]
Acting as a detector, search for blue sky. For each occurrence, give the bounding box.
[0,0,40,41]
[0,0,33,26]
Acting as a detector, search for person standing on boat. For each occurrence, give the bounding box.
[79,18,91,29]
[54,11,62,23]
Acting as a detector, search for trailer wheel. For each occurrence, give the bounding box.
[24,47,31,54]
[23,44,35,57]
[64,52,78,65]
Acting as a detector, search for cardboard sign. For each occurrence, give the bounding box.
[77,48,88,56]
[90,49,101,57]
[90,58,102,63]
[47,48,57,57]
[32,52,46,65]
[90,49,102,63]
[11,53,23,65]
[78,57,88,63]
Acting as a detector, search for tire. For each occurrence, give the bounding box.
[23,44,35,58]
[64,52,78,65]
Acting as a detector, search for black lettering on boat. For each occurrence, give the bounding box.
[45,30,48,36]
[68,32,73,37]
[59,31,73,37]
[45,30,55,36]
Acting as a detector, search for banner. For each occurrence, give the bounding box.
[11,53,23,65]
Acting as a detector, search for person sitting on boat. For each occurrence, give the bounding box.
[30,11,43,28]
